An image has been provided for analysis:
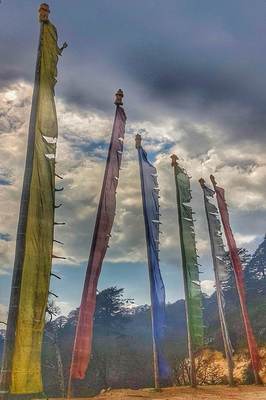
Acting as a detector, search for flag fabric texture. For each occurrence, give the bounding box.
[137,145,169,381]
[70,106,127,380]
[6,20,61,394]
[201,182,234,369]
[214,183,261,372]
[173,164,204,350]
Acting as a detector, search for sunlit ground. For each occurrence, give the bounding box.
[55,385,266,400]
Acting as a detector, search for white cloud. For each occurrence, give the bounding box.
[0,304,8,324]
[0,240,13,275]
[201,280,215,296]
[234,233,257,247]
[0,80,265,301]
[55,301,73,317]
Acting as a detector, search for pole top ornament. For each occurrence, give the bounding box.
[135,133,142,149]
[39,3,50,22]
[210,174,217,186]
[170,154,178,167]
[114,89,124,106]
[198,178,205,187]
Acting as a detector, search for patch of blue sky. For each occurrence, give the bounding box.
[62,133,108,159]
[0,177,12,186]
[0,233,11,241]
[153,142,175,163]
[0,274,11,306]
[48,259,185,316]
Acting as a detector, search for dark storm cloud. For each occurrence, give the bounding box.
[1,0,266,141]
[0,69,23,88]
[125,45,263,110]
[122,26,266,142]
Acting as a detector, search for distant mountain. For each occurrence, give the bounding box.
[205,235,266,349]
[245,235,266,289]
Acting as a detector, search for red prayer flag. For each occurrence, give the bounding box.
[70,105,126,380]
[212,177,261,373]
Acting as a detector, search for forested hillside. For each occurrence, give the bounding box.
[1,236,266,397]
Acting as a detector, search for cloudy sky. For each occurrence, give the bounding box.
[0,0,266,321]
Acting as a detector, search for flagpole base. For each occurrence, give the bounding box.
[254,370,263,385]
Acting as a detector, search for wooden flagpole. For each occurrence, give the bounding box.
[67,90,125,399]
[210,175,261,385]
[199,178,234,386]
[135,133,160,390]
[0,5,47,398]
[171,154,197,388]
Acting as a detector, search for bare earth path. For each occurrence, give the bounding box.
[76,385,266,400]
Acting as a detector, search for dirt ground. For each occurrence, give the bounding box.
[82,385,266,400]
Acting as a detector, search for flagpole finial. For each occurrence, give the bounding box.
[135,133,142,149]
[210,174,217,186]
[114,89,124,106]
[199,178,205,187]
[39,3,50,22]
[170,154,178,167]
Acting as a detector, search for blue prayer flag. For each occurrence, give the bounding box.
[137,141,170,382]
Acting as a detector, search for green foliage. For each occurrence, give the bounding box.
[242,364,255,384]
[94,287,133,335]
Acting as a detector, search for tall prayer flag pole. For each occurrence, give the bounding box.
[210,175,261,385]
[136,134,169,389]
[68,90,127,396]
[171,155,204,388]
[199,178,234,386]
[0,4,66,398]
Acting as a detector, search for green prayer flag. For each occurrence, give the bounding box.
[172,161,204,350]
[9,20,61,394]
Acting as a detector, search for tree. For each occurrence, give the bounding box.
[43,297,65,397]
[85,287,134,393]
[42,287,134,396]
[245,236,266,294]
[46,296,61,322]
[94,287,133,335]
[222,248,251,296]
[0,328,5,361]
[173,351,225,386]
